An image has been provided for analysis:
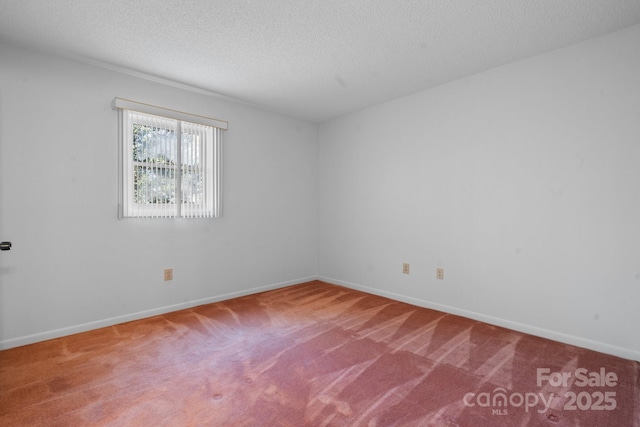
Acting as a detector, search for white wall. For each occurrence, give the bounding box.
[318,24,640,360]
[2,24,639,361]
[0,43,318,348]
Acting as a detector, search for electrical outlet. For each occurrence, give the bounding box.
[436,268,444,280]
[403,263,410,274]
[164,268,173,281]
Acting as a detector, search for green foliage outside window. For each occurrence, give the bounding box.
[132,124,177,204]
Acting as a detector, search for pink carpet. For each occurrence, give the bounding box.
[1,281,638,426]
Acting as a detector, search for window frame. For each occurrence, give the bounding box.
[113,98,227,219]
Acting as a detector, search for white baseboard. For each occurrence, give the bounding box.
[318,276,640,362]
[6,275,637,362]
[0,276,318,350]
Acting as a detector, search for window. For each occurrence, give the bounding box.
[112,98,227,218]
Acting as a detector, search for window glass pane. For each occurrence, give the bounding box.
[133,123,177,164]
[134,165,176,204]
[132,120,177,205]
[181,131,200,166]
[181,170,203,205]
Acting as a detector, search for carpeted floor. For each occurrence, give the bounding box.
[1,280,638,426]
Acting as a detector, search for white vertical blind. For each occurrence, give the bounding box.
[115,99,225,219]
[181,121,216,218]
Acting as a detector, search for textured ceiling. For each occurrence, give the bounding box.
[1,0,640,122]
